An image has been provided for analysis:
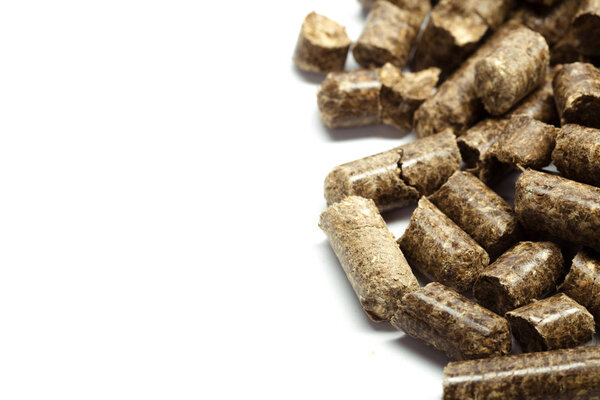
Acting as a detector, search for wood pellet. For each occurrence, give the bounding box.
[560,248,600,328]
[552,124,600,187]
[553,62,600,129]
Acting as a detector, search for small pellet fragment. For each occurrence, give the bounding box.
[553,62,600,129]
[443,346,600,400]
[319,196,419,322]
[293,12,352,74]
[475,25,550,115]
[398,197,489,292]
[515,169,600,251]
[493,116,559,169]
[324,130,461,211]
[506,293,595,353]
[552,124,600,187]
[391,282,511,360]
[515,0,582,46]
[473,241,564,315]
[506,66,559,124]
[571,0,600,56]
[429,171,522,258]
[560,248,600,328]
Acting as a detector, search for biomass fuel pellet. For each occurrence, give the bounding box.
[514,0,582,46]
[506,293,595,353]
[357,0,431,17]
[475,25,549,115]
[391,282,511,360]
[560,248,600,328]
[428,171,521,258]
[506,66,559,124]
[473,241,564,315]
[442,346,600,400]
[293,12,352,74]
[571,0,600,56]
[319,196,419,322]
[553,62,600,129]
[398,197,489,292]
[515,169,600,251]
[324,130,461,211]
[552,124,600,187]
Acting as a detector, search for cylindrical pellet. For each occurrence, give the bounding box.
[473,241,564,315]
[515,0,582,46]
[560,248,600,328]
[391,282,511,360]
[552,124,600,187]
[324,130,461,211]
[571,0,600,56]
[506,293,595,353]
[292,12,352,74]
[319,196,419,322]
[515,169,600,251]
[506,66,560,124]
[475,25,550,115]
[428,171,522,258]
[553,62,600,129]
[443,346,600,400]
[398,197,490,292]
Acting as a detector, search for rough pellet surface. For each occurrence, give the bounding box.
[560,248,600,328]
[571,0,600,56]
[553,62,600,129]
[506,66,559,124]
[515,0,582,46]
[358,0,431,18]
[443,346,600,400]
[515,169,600,251]
[552,124,600,187]
[473,241,564,315]
[319,196,419,322]
[398,197,489,292]
[391,282,511,360]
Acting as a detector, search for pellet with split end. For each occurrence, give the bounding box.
[560,248,600,328]
[552,124,600,187]
[553,62,600,129]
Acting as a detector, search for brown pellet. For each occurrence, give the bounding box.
[358,0,431,18]
[391,282,511,360]
[319,196,419,322]
[515,169,600,251]
[571,0,600,56]
[553,62,600,129]
[443,346,600,400]
[324,130,461,211]
[515,0,582,46]
[398,197,489,292]
[507,293,595,353]
[429,171,522,258]
[475,25,550,115]
[506,65,560,124]
[552,124,600,187]
[560,248,600,328]
[473,241,564,315]
[293,12,352,74]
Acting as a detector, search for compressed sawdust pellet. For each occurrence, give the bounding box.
[293,12,352,74]
[442,346,600,400]
[493,116,559,169]
[550,30,591,65]
[358,0,431,17]
[553,62,600,129]
[391,282,511,360]
[514,0,582,46]
[560,248,600,328]
[398,197,489,292]
[475,25,549,115]
[506,293,595,353]
[319,196,419,322]
[473,241,564,315]
[515,169,600,251]
[506,66,559,124]
[428,171,522,258]
[571,0,600,56]
[552,124,600,187]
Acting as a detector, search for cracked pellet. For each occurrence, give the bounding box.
[552,124,600,187]
[443,346,600,400]
[319,196,419,322]
[324,130,460,211]
[398,197,489,292]
[553,62,600,129]
[473,241,564,315]
[392,282,511,360]
[560,248,600,328]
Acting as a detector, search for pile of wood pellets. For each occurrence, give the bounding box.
[295,0,600,398]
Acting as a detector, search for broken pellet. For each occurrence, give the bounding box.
[391,282,511,360]
[560,248,600,328]
[553,62,600,129]
[319,196,419,322]
[324,130,461,211]
[475,25,549,115]
[506,293,595,353]
[429,171,521,258]
[398,197,489,292]
[493,116,559,169]
[293,12,352,74]
[552,124,600,187]
[506,66,559,124]
[473,241,564,315]
[443,346,600,400]
[571,0,600,56]
[515,169,600,251]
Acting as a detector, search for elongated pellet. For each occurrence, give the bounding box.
[552,124,600,187]
[553,62,600,129]
[560,248,600,328]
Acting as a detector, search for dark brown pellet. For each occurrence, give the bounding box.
[398,197,489,292]
[473,241,564,315]
[552,124,600,187]
[391,282,511,360]
[571,0,600,56]
[560,248,600,328]
[443,346,600,400]
[553,62,600,129]
[506,66,560,124]
[319,196,419,322]
[514,0,582,46]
